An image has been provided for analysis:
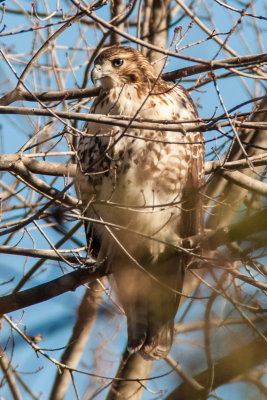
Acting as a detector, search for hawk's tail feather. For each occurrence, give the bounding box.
[127,252,185,360]
[126,301,148,353]
[127,323,147,354]
[139,320,174,360]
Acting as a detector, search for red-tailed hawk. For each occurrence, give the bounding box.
[75,46,204,360]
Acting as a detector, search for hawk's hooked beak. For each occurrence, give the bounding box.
[91,64,102,86]
[91,63,115,89]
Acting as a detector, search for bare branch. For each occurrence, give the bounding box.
[0,264,107,315]
[183,210,267,250]
[0,245,89,263]
[174,316,265,334]
[205,153,267,173]
[106,350,153,400]
[1,106,267,133]
[50,279,106,400]
[165,331,267,400]
[2,53,265,105]
[1,153,266,179]
[219,169,267,197]
[0,346,23,400]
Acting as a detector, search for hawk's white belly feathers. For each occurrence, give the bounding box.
[76,83,195,256]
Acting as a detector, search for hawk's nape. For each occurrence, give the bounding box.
[75,46,204,360]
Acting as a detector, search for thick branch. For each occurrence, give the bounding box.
[50,279,106,400]
[1,106,267,133]
[175,316,264,334]
[106,350,153,400]
[0,346,23,400]
[205,153,267,173]
[2,54,265,104]
[1,153,266,178]
[0,264,107,315]
[0,106,204,132]
[182,209,267,250]
[165,331,267,400]
[206,94,267,230]
[0,155,78,208]
[163,53,267,82]
[22,87,100,102]
[219,170,267,197]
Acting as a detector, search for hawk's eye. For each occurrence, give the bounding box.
[112,58,124,67]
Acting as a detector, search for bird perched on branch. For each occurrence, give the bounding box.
[75,46,204,360]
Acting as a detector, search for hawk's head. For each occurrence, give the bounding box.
[91,46,158,89]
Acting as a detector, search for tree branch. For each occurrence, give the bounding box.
[0,346,23,400]
[1,153,266,178]
[165,331,267,400]
[0,245,90,263]
[1,106,267,133]
[0,264,107,315]
[174,316,264,334]
[50,279,106,400]
[1,53,265,105]
[106,350,153,400]
[182,209,267,250]
[205,153,267,173]
[219,170,267,197]
[163,53,267,82]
